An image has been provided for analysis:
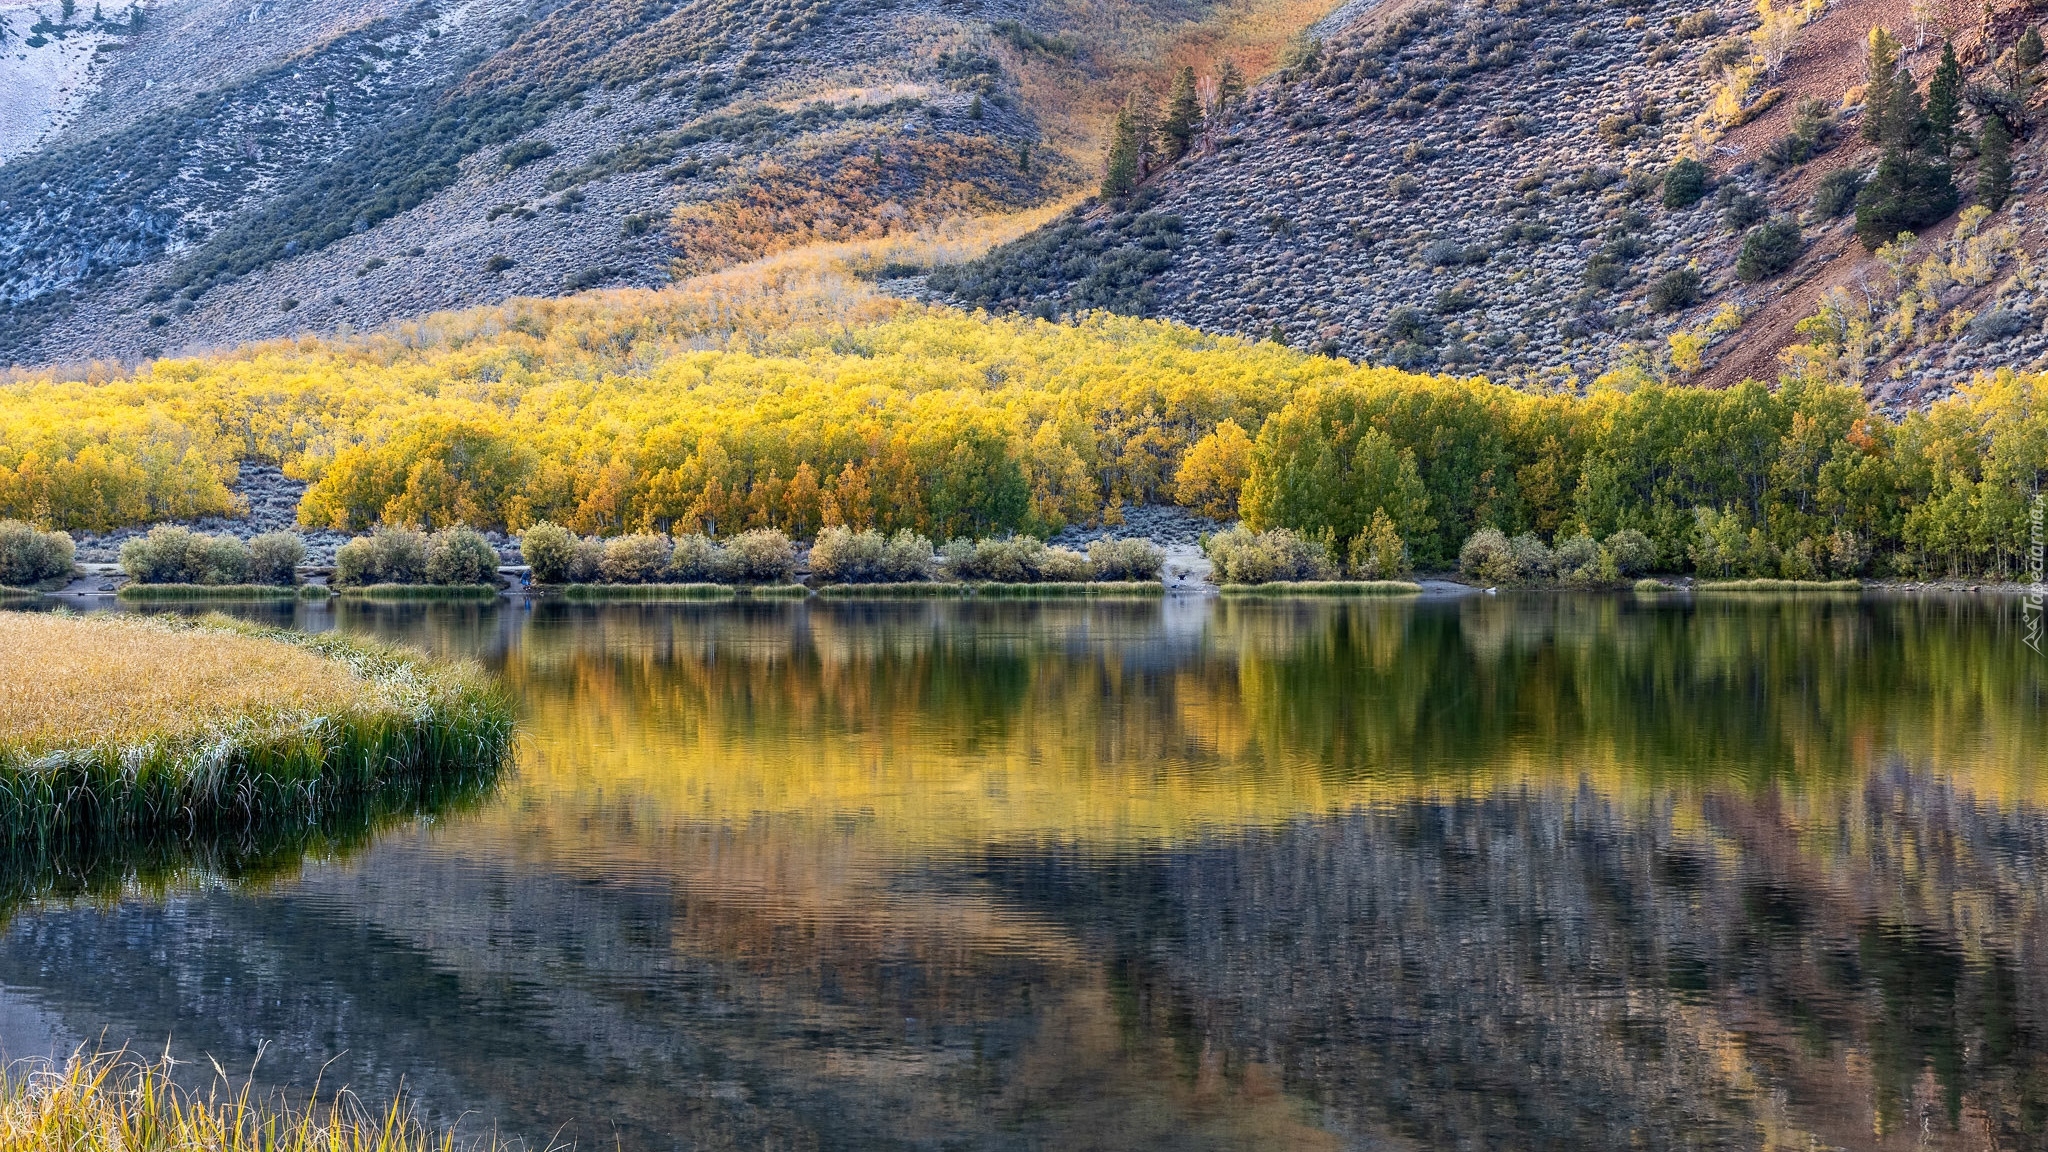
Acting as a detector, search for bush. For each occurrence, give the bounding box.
[1735,218,1802,281]
[1661,158,1711,208]
[1717,186,1766,232]
[247,532,305,586]
[1346,510,1408,578]
[667,534,738,583]
[0,520,75,586]
[333,528,429,587]
[1604,528,1657,575]
[939,535,1093,582]
[427,527,501,585]
[1087,537,1165,581]
[1457,527,1516,584]
[1508,533,1555,581]
[519,522,579,584]
[808,527,936,583]
[1554,533,1599,580]
[119,526,250,585]
[1811,167,1864,219]
[1647,268,1702,313]
[599,533,671,583]
[1203,526,1334,584]
[725,529,796,583]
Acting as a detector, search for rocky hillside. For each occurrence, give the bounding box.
[0,0,1330,366]
[931,0,2048,409]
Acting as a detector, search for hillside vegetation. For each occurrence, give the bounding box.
[1,254,2041,580]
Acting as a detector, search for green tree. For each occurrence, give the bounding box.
[1926,40,1963,154]
[1101,101,1143,201]
[1161,66,1201,159]
[2018,25,2044,69]
[1862,27,1902,143]
[1978,112,2013,208]
[1217,60,1246,110]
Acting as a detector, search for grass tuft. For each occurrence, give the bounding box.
[0,1048,505,1151]
[1218,580,1424,597]
[0,611,515,871]
[337,583,501,601]
[816,582,966,598]
[1696,578,1863,593]
[743,583,812,600]
[117,583,299,602]
[1634,578,1679,593]
[972,581,1165,598]
[558,582,737,601]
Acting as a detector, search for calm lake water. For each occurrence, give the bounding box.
[4,593,2047,1150]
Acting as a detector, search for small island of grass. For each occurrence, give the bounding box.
[0,612,514,858]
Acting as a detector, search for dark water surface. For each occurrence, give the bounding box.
[4,593,2046,1150]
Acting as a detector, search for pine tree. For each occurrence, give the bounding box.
[1979,112,2013,208]
[1884,65,1929,149]
[967,93,983,120]
[60,0,74,20]
[1862,27,1902,143]
[2019,25,2044,68]
[1161,66,1201,159]
[1101,103,1142,202]
[1927,40,1963,154]
[1216,60,1246,111]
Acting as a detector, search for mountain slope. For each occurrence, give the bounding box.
[932,0,2048,408]
[0,0,1336,366]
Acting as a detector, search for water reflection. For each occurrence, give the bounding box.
[2,594,2044,1149]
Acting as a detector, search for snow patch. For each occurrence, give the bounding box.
[0,2,120,163]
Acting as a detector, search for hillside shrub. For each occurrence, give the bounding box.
[1811,167,1864,219]
[1647,268,1702,313]
[1661,159,1711,208]
[0,520,75,586]
[247,532,305,586]
[808,527,935,583]
[1735,218,1803,281]
[119,527,250,585]
[1203,527,1334,584]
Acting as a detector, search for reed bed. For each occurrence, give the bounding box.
[0,1049,506,1152]
[815,582,967,599]
[0,612,514,866]
[1695,579,1864,593]
[1218,580,1424,597]
[117,584,300,602]
[743,583,812,600]
[1634,578,1680,593]
[971,581,1166,598]
[337,584,501,602]
[558,583,737,601]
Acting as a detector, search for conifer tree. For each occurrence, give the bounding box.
[1927,40,1963,155]
[2019,25,2044,68]
[1979,112,2013,208]
[1101,101,1143,202]
[1217,60,1246,111]
[1161,66,1201,159]
[1862,28,1902,142]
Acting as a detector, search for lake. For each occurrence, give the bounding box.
[3,592,2045,1150]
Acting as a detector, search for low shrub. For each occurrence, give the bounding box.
[1647,268,1702,313]
[1087,537,1165,581]
[334,528,427,588]
[119,526,251,585]
[725,528,797,583]
[1203,526,1334,584]
[1735,217,1803,281]
[1661,158,1711,208]
[667,533,739,583]
[1811,167,1864,219]
[808,527,936,583]
[0,520,75,587]
[1457,527,1516,584]
[247,532,305,586]
[599,533,671,584]
[939,536,1094,583]
[1605,528,1657,575]
[519,522,580,584]
[427,527,501,585]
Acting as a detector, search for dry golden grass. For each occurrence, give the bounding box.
[0,1049,499,1152]
[0,613,371,752]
